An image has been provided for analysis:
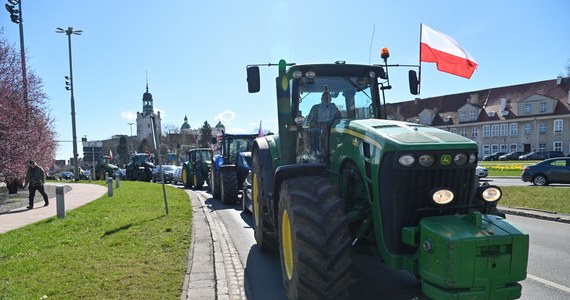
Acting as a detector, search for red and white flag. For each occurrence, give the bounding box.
[420,24,478,79]
[109,149,113,161]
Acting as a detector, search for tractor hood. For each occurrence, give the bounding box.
[332,119,477,151]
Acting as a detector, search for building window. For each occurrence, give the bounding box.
[524,123,531,135]
[539,122,546,134]
[491,124,499,136]
[510,144,517,152]
[460,128,467,137]
[510,123,517,135]
[500,144,508,152]
[470,110,476,119]
[554,119,563,133]
[483,125,490,137]
[538,143,546,152]
[553,141,562,151]
[524,103,531,114]
[459,111,465,121]
[450,128,457,134]
[540,102,547,113]
[500,124,508,136]
[491,144,499,153]
[482,145,490,156]
[471,127,478,137]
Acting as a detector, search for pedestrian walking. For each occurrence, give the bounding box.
[24,160,49,209]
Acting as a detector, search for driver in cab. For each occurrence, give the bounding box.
[306,91,341,157]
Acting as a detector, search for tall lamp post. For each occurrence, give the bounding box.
[4,0,27,104]
[128,122,134,153]
[56,26,82,181]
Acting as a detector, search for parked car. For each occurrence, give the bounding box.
[518,151,565,160]
[151,165,177,183]
[482,152,506,161]
[521,157,570,186]
[498,151,527,161]
[475,166,488,178]
[172,167,183,185]
[57,171,74,180]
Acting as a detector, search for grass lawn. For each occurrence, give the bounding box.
[500,186,570,214]
[478,160,539,177]
[0,181,192,299]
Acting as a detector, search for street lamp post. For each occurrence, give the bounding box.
[56,26,82,181]
[128,122,134,153]
[4,0,27,104]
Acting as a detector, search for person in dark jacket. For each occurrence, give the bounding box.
[24,160,49,209]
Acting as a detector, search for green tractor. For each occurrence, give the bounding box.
[125,153,155,181]
[245,56,529,299]
[94,155,119,180]
[210,133,257,204]
[182,148,212,189]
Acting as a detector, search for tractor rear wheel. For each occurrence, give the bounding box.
[278,176,352,300]
[193,171,204,190]
[211,168,221,198]
[182,168,192,189]
[252,147,278,251]
[220,170,238,204]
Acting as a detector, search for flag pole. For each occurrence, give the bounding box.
[418,23,422,96]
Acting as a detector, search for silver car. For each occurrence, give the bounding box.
[476,166,488,178]
[172,167,183,185]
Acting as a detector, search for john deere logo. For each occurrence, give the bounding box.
[440,154,452,165]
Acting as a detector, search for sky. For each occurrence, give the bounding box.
[2,0,569,161]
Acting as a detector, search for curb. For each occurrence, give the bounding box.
[499,207,570,224]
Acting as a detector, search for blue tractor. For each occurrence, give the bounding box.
[210,133,257,204]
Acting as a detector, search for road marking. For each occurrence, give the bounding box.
[527,273,570,294]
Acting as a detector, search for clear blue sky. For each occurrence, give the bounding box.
[2,0,569,160]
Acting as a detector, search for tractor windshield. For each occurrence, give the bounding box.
[296,76,374,123]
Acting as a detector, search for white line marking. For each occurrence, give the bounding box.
[527,273,570,294]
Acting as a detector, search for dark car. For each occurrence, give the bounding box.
[57,171,74,180]
[521,157,570,186]
[498,151,527,161]
[518,151,565,161]
[152,165,177,183]
[482,152,506,161]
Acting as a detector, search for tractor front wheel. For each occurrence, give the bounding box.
[193,171,204,190]
[182,168,192,189]
[278,176,352,300]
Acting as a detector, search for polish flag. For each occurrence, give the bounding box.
[420,24,478,79]
[109,149,113,161]
[257,120,264,138]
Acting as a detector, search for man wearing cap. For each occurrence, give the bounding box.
[24,160,49,209]
[306,92,341,157]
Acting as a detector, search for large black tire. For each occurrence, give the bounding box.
[220,170,238,204]
[252,147,278,251]
[278,176,352,300]
[211,169,221,198]
[182,167,192,189]
[193,171,204,190]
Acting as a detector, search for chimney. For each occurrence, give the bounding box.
[501,97,507,112]
[557,76,563,86]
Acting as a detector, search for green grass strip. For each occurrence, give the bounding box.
[0,181,192,299]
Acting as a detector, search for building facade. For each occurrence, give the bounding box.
[385,77,570,158]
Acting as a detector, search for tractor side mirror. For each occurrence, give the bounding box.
[247,66,260,93]
[378,66,387,80]
[409,70,419,95]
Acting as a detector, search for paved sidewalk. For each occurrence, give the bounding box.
[0,183,107,234]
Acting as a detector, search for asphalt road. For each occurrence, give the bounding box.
[196,189,570,300]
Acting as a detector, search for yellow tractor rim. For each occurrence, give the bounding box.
[182,169,187,184]
[281,209,294,280]
[193,174,197,186]
[253,173,260,227]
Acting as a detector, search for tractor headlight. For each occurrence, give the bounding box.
[478,185,502,202]
[306,71,316,78]
[418,154,435,167]
[292,70,302,79]
[469,153,477,164]
[398,154,415,166]
[431,188,454,205]
[454,153,468,166]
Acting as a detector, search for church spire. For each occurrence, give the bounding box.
[142,72,153,116]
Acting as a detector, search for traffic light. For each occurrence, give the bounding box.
[65,75,71,91]
[4,1,21,24]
